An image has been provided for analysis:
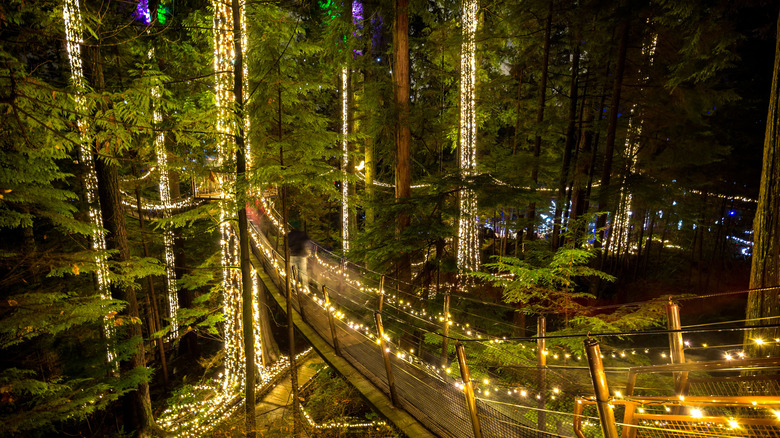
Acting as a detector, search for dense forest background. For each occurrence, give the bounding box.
[1,0,779,436]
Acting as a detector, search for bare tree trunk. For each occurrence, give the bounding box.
[132,164,169,388]
[569,101,594,247]
[595,20,630,255]
[88,42,156,436]
[394,0,412,286]
[552,40,580,249]
[527,1,553,241]
[746,10,780,356]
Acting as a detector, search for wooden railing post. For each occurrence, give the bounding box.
[537,315,547,432]
[291,265,306,323]
[584,338,619,438]
[338,259,345,297]
[272,252,283,288]
[375,311,399,406]
[322,285,341,356]
[456,342,483,438]
[441,291,451,367]
[666,297,688,395]
[378,275,385,313]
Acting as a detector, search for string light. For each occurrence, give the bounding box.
[63,0,114,364]
[341,66,349,252]
[148,49,179,340]
[159,349,312,437]
[457,0,479,274]
[608,31,656,256]
[212,0,261,390]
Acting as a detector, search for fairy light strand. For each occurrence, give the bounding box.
[457,0,479,274]
[341,67,349,252]
[63,0,114,363]
[608,30,657,256]
[213,0,247,391]
[148,48,180,340]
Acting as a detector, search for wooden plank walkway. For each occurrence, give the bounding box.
[254,355,324,435]
[253,264,436,438]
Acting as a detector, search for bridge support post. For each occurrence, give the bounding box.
[455,342,483,438]
[666,297,687,395]
[537,315,547,432]
[375,312,399,406]
[441,291,451,367]
[322,286,341,356]
[378,275,385,313]
[291,266,306,323]
[272,252,283,288]
[584,338,619,438]
[338,259,345,297]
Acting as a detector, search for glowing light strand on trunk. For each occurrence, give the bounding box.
[341,66,349,252]
[149,49,179,340]
[213,0,243,391]
[457,0,479,274]
[608,31,658,256]
[63,0,114,363]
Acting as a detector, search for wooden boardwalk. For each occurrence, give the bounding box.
[253,264,436,438]
[254,355,324,435]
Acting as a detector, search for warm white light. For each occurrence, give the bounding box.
[212,0,260,390]
[607,32,656,257]
[690,408,703,418]
[341,67,349,253]
[457,0,479,274]
[148,50,179,340]
[63,0,114,363]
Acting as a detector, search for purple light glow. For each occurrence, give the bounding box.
[135,0,151,24]
[352,0,364,57]
[352,0,363,24]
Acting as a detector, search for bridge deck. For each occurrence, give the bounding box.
[251,247,437,438]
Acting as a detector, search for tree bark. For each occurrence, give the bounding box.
[746,10,780,356]
[394,0,412,286]
[552,41,580,249]
[132,164,169,388]
[595,20,629,253]
[527,1,553,241]
[231,1,256,435]
[569,102,594,247]
[88,43,156,436]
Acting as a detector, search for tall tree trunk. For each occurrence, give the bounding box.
[512,70,524,256]
[746,10,780,356]
[394,0,412,286]
[569,102,594,247]
[552,41,581,249]
[168,170,200,358]
[231,1,256,435]
[88,43,156,436]
[526,1,553,241]
[132,164,169,388]
[277,62,302,436]
[595,20,629,254]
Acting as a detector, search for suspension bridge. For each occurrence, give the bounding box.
[238,201,780,438]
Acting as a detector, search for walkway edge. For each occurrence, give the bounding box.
[255,267,437,438]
